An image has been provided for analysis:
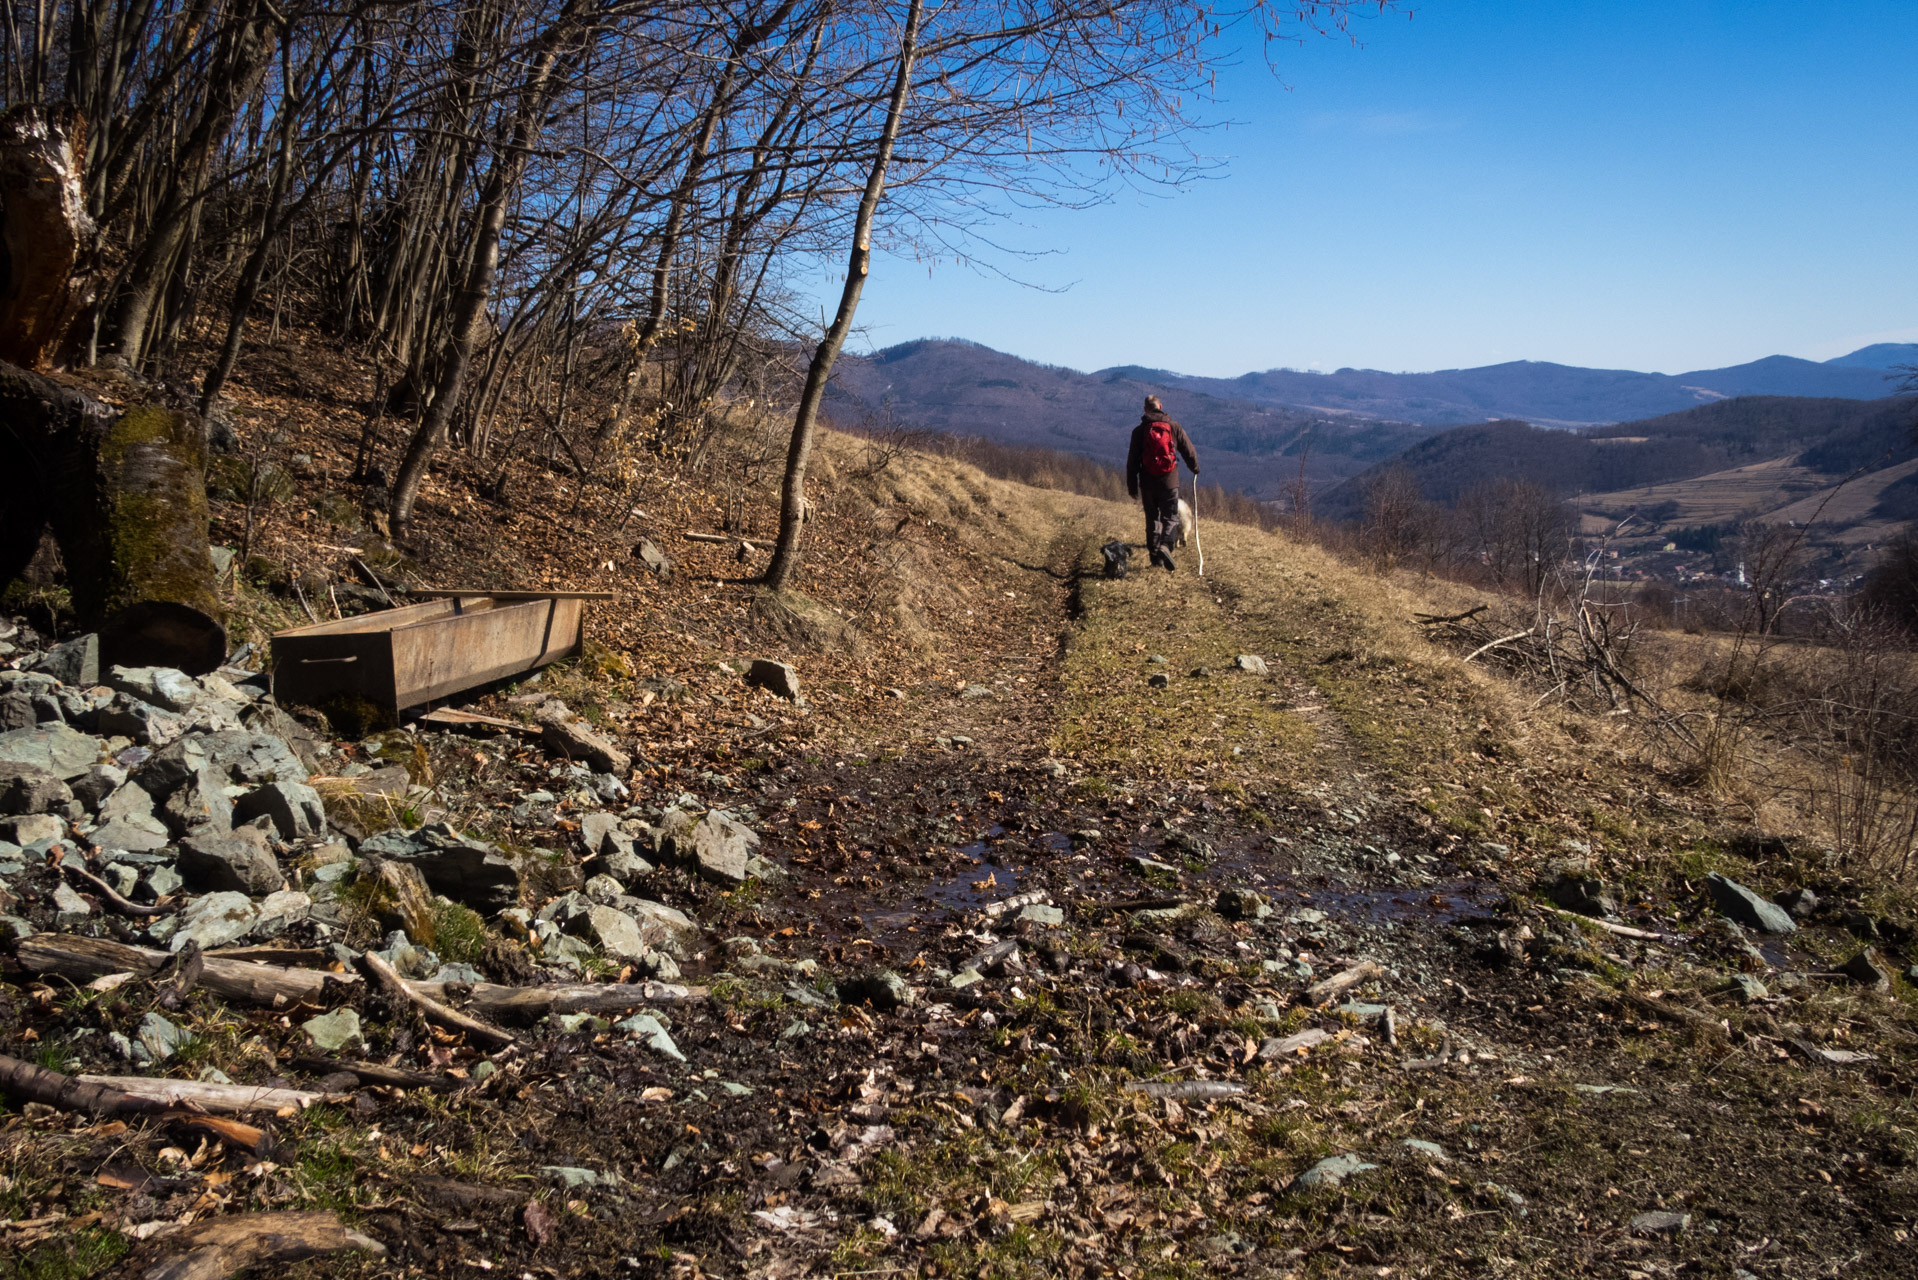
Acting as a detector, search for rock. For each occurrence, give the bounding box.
[0,763,72,815]
[0,724,102,780]
[1162,829,1215,861]
[179,823,282,894]
[303,1008,364,1052]
[69,764,126,811]
[233,779,326,840]
[1017,903,1064,927]
[237,701,325,774]
[98,779,158,825]
[634,537,675,578]
[958,683,993,700]
[0,813,63,845]
[1233,653,1268,675]
[253,889,313,937]
[94,697,192,746]
[1291,1154,1378,1190]
[1724,974,1769,1002]
[615,1013,686,1062]
[540,1166,618,1189]
[1839,947,1893,993]
[138,730,306,798]
[583,873,625,901]
[359,822,522,912]
[107,665,203,712]
[1775,886,1819,919]
[744,658,800,701]
[1400,1139,1448,1161]
[535,706,630,776]
[1548,874,1617,918]
[171,892,259,951]
[142,865,184,901]
[29,634,100,686]
[1629,1210,1690,1236]
[90,817,171,853]
[51,881,93,922]
[1216,888,1270,921]
[690,812,749,884]
[0,691,41,732]
[1127,855,1179,876]
[579,811,623,858]
[840,969,913,1011]
[1706,873,1796,935]
[136,1012,191,1063]
[622,899,701,959]
[161,765,235,835]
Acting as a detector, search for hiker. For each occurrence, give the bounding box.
[1125,394,1199,572]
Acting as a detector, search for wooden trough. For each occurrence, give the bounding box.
[271,591,612,718]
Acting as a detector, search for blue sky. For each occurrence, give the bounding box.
[841,0,1918,378]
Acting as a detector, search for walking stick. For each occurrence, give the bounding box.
[1191,471,1204,577]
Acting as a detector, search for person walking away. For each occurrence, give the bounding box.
[1126,395,1199,572]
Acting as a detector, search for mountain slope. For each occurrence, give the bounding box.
[827,339,1434,499]
[1118,351,1906,428]
[1315,394,1918,523]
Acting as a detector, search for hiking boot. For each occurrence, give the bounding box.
[1158,548,1176,573]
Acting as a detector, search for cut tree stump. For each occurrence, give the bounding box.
[0,362,225,671]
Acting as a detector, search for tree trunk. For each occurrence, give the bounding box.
[0,104,95,368]
[0,362,226,671]
[763,0,921,590]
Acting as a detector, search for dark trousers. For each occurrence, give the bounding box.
[1140,474,1181,551]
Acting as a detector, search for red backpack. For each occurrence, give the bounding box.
[1142,421,1178,476]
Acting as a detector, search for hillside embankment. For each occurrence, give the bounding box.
[3,366,1916,1280]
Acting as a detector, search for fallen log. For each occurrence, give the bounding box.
[117,1210,384,1280]
[76,1075,345,1115]
[363,949,516,1048]
[1,1054,272,1153]
[1,1051,168,1117]
[16,935,358,1006]
[1543,904,1672,941]
[17,933,705,1023]
[1305,960,1382,1007]
[289,1056,462,1091]
[1122,1080,1245,1100]
[439,979,704,1023]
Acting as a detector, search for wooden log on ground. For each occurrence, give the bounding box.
[16,933,704,1022]
[289,1056,462,1091]
[76,1075,345,1115]
[435,979,705,1022]
[0,363,225,672]
[363,949,516,1048]
[115,1210,384,1280]
[16,934,360,1005]
[1305,960,1383,1006]
[1,1051,168,1117]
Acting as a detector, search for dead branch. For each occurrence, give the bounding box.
[77,1075,346,1114]
[362,950,517,1048]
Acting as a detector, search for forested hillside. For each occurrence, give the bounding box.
[1317,394,1918,523]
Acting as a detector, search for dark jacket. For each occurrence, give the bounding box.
[1126,411,1200,497]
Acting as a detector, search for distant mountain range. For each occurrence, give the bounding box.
[825,338,1915,499]
[1097,342,1914,429]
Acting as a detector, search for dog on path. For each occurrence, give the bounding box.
[1101,540,1131,578]
[1172,498,1193,548]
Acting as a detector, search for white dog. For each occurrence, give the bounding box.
[1173,497,1193,548]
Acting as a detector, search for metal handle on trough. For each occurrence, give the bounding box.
[296,655,360,664]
